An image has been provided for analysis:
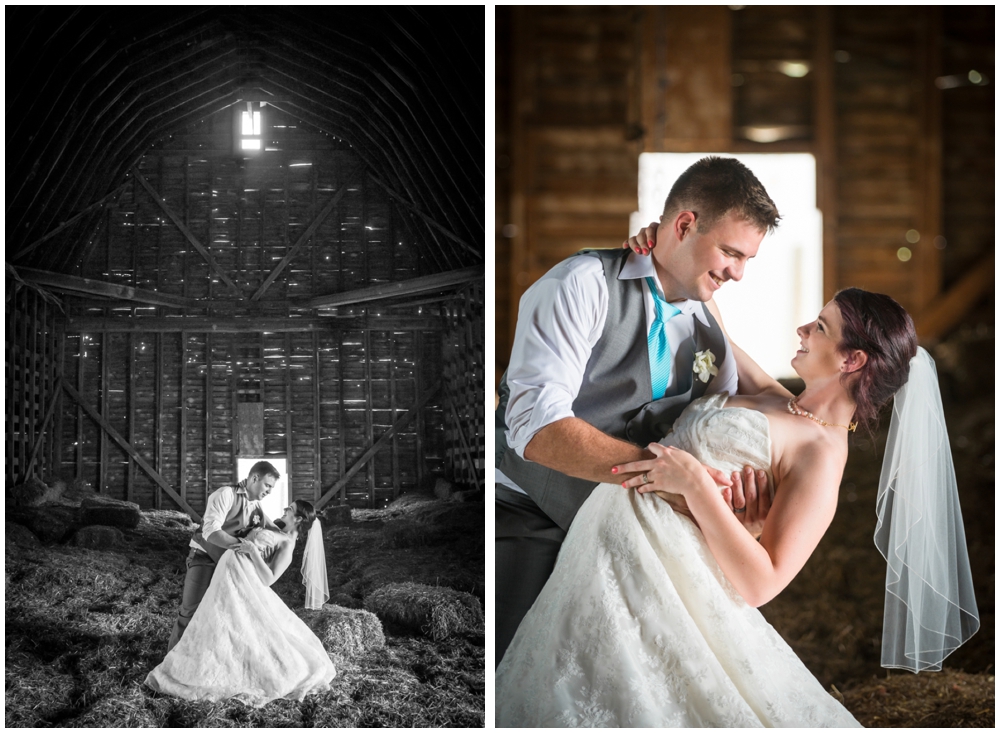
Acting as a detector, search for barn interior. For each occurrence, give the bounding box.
[496,6,993,726]
[6,7,485,727]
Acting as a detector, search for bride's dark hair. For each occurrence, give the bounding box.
[290,499,317,534]
[833,287,917,432]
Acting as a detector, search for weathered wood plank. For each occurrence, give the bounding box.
[446,396,482,493]
[315,382,440,510]
[368,172,481,259]
[13,182,130,260]
[251,162,365,301]
[62,381,201,520]
[132,166,243,298]
[22,378,62,482]
[155,333,164,509]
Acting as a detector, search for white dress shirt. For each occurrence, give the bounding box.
[498,251,737,493]
[191,482,260,550]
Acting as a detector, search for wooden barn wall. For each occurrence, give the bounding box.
[503,6,642,356]
[441,282,486,489]
[497,5,994,375]
[5,287,63,486]
[49,104,453,514]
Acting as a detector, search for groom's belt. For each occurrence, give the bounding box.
[188,547,215,561]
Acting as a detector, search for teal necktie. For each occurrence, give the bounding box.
[645,277,681,400]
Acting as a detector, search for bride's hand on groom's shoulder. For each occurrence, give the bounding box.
[622,221,659,255]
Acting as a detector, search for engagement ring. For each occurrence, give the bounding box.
[642,473,649,485]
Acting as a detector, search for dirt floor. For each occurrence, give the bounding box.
[759,326,995,726]
[5,494,485,727]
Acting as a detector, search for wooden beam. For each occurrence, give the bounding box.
[914,252,995,342]
[180,334,189,507]
[132,166,244,298]
[316,382,440,510]
[13,182,130,261]
[62,381,201,520]
[814,6,838,302]
[99,333,109,494]
[368,172,481,259]
[22,378,62,482]
[284,333,294,496]
[127,333,136,503]
[64,315,445,333]
[915,6,943,310]
[308,265,484,308]
[364,330,375,507]
[15,267,201,308]
[156,333,164,510]
[251,162,365,301]
[313,332,322,503]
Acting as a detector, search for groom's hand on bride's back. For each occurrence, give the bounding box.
[723,466,770,539]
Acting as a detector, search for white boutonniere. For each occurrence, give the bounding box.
[693,349,719,383]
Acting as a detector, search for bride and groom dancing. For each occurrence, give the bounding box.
[145,461,335,707]
[495,157,979,726]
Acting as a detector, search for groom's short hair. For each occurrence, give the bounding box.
[661,156,780,235]
[248,460,280,481]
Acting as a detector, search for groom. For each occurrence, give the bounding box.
[495,156,780,664]
[166,460,282,651]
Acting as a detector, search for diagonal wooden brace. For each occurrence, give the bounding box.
[62,381,202,521]
[446,395,482,492]
[367,172,481,259]
[132,167,243,299]
[21,378,63,482]
[315,382,440,510]
[251,161,366,301]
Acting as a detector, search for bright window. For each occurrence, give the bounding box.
[631,153,822,379]
[241,110,261,136]
[236,103,265,155]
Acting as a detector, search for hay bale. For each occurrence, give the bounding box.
[5,521,40,547]
[381,519,451,548]
[7,505,78,543]
[70,525,125,550]
[10,477,49,507]
[322,503,352,525]
[364,582,483,641]
[433,478,455,500]
[79,495,141,529]
[295,604,385,658]
[63,478,95,503]
[451,489,483,503]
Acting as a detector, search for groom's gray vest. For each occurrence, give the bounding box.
[191,482,263,563]
[496,248,728,531]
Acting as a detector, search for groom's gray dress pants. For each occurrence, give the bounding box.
[495,484,567,668]
[167,550,216,651]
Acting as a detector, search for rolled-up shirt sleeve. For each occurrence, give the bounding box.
[201,486,235,537]
[505,257,607,459]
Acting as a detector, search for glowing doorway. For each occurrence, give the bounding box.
[236,457,288,522]
[631,153,822,379]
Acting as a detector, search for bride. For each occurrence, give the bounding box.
[146,499,336,707]
[495,288,979,727]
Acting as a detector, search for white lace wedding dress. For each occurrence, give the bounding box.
[496,394,861,727]
[146,529,336,707]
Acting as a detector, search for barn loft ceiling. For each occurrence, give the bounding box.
[6,7,484,274]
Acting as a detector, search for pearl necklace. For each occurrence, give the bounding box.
[787,397,857,432]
